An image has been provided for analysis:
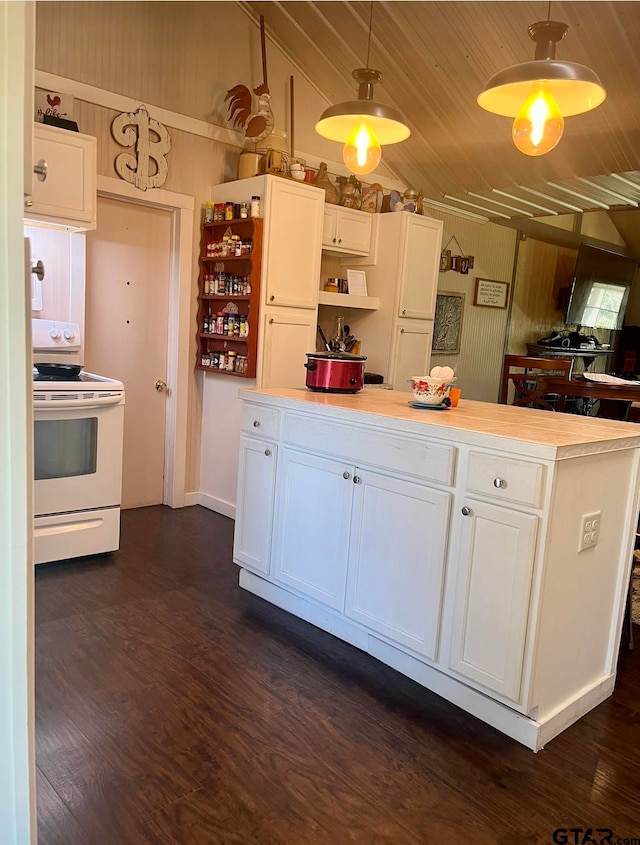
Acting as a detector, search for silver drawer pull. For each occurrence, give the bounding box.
[264,449,271,457]
[493,477,506,489]
[253,420,260,428]
[461,506,471,516]
[343,471,351,480]
[34,159,48,181]
[353,475,361,484]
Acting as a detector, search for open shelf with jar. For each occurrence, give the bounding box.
[196,217,263,377]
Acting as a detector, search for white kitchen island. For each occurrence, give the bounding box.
[233,387,640,750]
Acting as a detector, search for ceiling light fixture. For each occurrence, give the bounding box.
[477,4,606,157]
[315,1,410,175]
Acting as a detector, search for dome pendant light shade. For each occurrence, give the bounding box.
[315,68,410,174]
[478,20,606,155]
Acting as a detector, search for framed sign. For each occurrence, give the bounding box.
[473,278,510,309]
[346,269,367,296]
[433,292,465,353]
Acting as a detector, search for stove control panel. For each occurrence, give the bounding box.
[32,318,81,352]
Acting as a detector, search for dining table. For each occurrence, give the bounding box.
[537,375,640,419]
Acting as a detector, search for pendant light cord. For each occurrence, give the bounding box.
[546,1,551,21]
[365,0,373,68]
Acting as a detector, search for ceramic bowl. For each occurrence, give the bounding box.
[408,376,454,405]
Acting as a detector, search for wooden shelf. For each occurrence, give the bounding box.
[202,255,254,263]
[199,333,250,342]
[201,294,250,302]
[318,291,380,310]
[204,218,260,227]
[196,217,262,379]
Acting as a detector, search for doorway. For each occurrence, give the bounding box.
[85,197,171,508]
[89,175,194,508]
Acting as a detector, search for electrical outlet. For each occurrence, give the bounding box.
[579,511,601,552]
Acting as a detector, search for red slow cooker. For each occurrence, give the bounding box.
[304,352,367,393]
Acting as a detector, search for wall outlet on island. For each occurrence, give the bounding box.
[579,511,601,552]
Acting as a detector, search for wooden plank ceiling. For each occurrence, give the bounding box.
[241,1,640,226]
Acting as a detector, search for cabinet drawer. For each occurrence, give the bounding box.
[283,413,455,486]
[241,403,280,440]
[466,451,545,508]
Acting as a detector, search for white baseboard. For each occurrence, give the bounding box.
[182,492,201,507]
[197,492,236,520]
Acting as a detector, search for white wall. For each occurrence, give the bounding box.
[425,205,518,402]
[0,3,36,843]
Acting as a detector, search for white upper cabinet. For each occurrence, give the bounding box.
[397,214,443,320]
[264,178,324,309]
[322,205,372,256]
[25,123,97,231]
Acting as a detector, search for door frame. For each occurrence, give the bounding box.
[96,175,194,508]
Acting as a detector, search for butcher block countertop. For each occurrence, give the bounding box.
[239,387,640,460]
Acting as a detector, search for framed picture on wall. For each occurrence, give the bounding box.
[433,292,465,353]
[473,278,510,309]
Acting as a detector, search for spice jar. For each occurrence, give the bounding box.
[240,202,249,219]
[227,351,237,372]
[224,202,234,221]
[250,196,261,218]
[204,202,214,223]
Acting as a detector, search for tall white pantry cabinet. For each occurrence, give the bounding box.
[199,175,443,514]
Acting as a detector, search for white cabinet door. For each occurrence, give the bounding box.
[259,307,316,388]
[322,206,371,255]
[272,449,352,610]
[448,499,538,702]
[233,437,277,574]
[398,215,443,319]
[346,470,450,661]
[264,178,323,308]
[26,123,97,230]
[391,322,433,391]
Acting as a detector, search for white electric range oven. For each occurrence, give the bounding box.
[32,319,125,564]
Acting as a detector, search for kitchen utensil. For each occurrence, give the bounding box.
[317,324,330,351]
[304,352,367,393]
[34,362,82,378]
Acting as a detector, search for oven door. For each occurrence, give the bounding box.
[33,400,124,517]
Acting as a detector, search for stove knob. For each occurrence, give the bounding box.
[49,328,60,340]
[63,329,74,341]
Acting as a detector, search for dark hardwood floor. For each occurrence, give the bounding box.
[36,505,640,845]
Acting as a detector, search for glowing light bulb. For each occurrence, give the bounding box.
[512,85,564,156]
[343,122,382,175]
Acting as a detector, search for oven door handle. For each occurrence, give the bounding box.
[33,394,124,410]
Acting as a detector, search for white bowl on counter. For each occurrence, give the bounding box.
[408,376,455,406]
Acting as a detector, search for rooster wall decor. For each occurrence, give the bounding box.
[224,15,274,146]
[225,82,274,145]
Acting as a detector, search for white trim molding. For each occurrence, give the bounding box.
[35,71,406,194]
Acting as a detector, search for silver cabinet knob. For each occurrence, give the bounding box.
[338,238,342,244]
[33,159,48,181]
[353,475,361,484]
[402,309,406,314]
[264,449,271,457]
[269,295,275,302]
[493,477,506,489]
[332,237,337,244]
[269,318,274,324]
[343,471,351,480]
[253,420,261,428]
[461,506,471,516]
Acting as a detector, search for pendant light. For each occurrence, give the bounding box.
[315,2,410,175]
[477,6,606,157]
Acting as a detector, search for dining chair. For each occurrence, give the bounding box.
[499,354,574,410]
